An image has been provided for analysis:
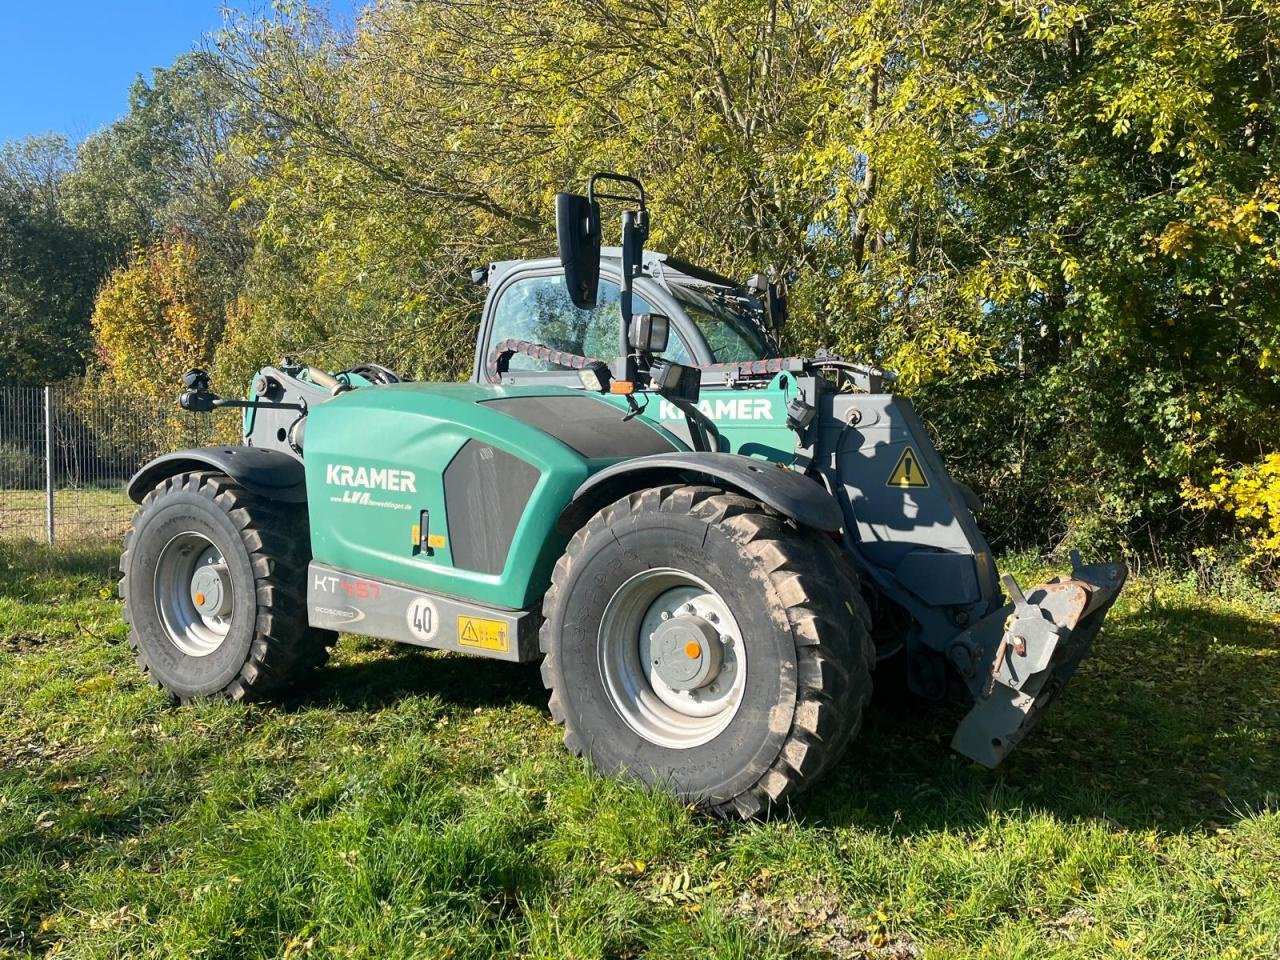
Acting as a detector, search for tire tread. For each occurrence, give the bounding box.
[119,470,334,702]
[539,483,873,818]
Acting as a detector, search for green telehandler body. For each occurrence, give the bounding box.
[119,175,1125,817]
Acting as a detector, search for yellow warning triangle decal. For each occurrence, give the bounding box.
[461,620,480,643]
[886,446,930,488]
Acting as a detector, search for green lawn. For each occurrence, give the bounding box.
[0,489,134,543]
[0,543,1277,959]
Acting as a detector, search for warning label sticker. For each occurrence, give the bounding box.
[886,446,930,488]
[457,616,510,653]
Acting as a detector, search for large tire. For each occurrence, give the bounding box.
[119,470,333,702]
[540,484,873,818]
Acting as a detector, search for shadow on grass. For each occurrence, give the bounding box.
[271,598,1279,835]
[287,645,547,714]
[802,601,1280,833]
[273,597,1280,834]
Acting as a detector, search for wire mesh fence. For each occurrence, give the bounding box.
[0,382,214,543]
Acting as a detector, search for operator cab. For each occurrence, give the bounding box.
[470,249,781,386]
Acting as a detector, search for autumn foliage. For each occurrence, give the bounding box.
[91,235,223,397]
[2,1,1278,577]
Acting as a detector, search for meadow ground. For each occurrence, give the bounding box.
[0,541,1277,959]
[0,490,134,543]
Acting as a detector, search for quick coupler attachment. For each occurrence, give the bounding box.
[949,551,1127,767]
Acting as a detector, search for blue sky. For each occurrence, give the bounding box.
[0,2,359,145]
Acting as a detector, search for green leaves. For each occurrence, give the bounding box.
[2,0,1271,561]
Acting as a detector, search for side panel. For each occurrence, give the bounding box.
[303,384,594,610]
[815,393,1001,620]
[443,440,542,575]
[307,562,540,662]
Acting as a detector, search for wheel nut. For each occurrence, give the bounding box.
[660,611,671,621]
[706,612,719,624]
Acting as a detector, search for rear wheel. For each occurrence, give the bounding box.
[540,484,873,818]
[119,471,333,702]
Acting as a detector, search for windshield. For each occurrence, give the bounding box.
[668,283,776,363]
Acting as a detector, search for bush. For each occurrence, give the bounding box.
[0,441,39,488]
[1185,454,1280,585]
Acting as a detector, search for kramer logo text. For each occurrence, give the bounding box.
[657,398,774,421]
[326,462,416,510]
[326,463,417,492]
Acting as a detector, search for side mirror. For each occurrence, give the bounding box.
[627,313,669,354]
[766,281,788,329]
[747,271,788,329]
[556,192,601,309]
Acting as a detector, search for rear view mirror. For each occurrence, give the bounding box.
[627,313,669,354]
[556,192,601,309]
[766,281,788,329]
[747,271,788,329]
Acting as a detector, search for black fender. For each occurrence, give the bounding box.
[126,447,307,504]
[556,452,844,534]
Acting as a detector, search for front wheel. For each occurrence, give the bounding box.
[119,471,332,702]
[540,484,872,818]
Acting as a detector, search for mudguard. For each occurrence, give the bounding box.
[126,447,307,504]
[558,452,844,534]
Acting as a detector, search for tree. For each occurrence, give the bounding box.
[61,52,256,297]
[0,135,109,382]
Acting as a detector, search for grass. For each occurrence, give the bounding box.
[0,542,1277,959]
[0,489,134,542]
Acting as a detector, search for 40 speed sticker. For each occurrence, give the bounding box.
[405,597,439,642]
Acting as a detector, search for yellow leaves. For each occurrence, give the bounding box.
[77,675,113,695]
[1156,221,1194,257]
[1185,453,1280,567]
[1200,182,1280,251]
[90,234,223,400]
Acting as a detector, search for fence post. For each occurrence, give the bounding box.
[44,384,54,546]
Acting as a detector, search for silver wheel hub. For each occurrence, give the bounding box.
[154,533,234,658]
[190,561,232,619]
[650,614,722,690]
[599,569,747,749]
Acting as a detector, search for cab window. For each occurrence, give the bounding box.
[668,283,774,362]
[490,274,692,370]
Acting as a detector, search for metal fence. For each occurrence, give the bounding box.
[0,383,213,544]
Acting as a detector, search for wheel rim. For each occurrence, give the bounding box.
[153,532,234,658]
[598,568,747,749]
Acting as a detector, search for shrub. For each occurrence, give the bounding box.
[0,441,39,488]
[1185,454,1280,583]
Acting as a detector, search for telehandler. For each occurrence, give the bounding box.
[120,174,1125,817]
